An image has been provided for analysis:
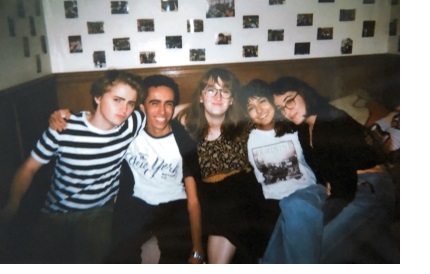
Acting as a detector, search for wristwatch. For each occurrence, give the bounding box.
[191,251,204,261]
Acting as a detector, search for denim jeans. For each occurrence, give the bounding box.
[261,171,398,264]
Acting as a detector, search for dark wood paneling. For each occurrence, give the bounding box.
[0,76,58,206]
[55,54,400,112]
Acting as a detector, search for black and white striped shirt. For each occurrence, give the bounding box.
[31,110,145,213]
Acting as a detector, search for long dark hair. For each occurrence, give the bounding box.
[270,76,330,117]
[238,79,295,137]
[176,67,249,142]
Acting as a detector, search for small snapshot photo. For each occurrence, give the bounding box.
[138,19,154,32]
[29,16,36,36]
[111,1,128,14]
[7,16,15,37]
[341,38,353,54]
[294,42,310,55]
[187,19,204,33]
[93,51,106,68]
[64,0,78,18]
[216,32,231,45]
[23,37,30,57]
[317,27,333,40]
[17,0,25,18]
[41,35,48,54]
[113,38,130,50]
[339,9,355,21]
[362,20,375,37]
[140,51,156,64]
[68,35,83,53]
[318,0,334,2]
[243,45,258,58]
[297,13,313,26]
[190,49,205,62]
[389,19,397,36]
[268,29,284,41]
[269,0,285,5]
[243,15,259,28]
[36,54,41,73]
[87,22,104,34]
[363,0,375,4]
[161,0,178,12]
[391,0,399,5]
[166,36,182,49]
[206,0,235,18]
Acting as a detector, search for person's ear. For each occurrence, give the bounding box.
[94,96,101,106]
[139,104,145,112]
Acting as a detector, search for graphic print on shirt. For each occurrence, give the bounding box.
[125,152,180,180]
[252,140,302,185]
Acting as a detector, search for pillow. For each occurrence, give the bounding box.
[329,94,369,125]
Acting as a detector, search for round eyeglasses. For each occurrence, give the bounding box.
[279,92,298,112]
[204,87,232,99]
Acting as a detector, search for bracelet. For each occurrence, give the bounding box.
[191,251,204,261]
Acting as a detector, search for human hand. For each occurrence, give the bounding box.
[49,109,71,132]
[188,251,204,264]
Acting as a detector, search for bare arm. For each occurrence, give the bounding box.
[184,175,203,264]
[0,156,43,225]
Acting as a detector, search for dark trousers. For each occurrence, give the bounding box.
[106,197,191,264]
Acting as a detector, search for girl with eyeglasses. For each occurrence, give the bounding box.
[176,68,267,264]
[268,76,398,263]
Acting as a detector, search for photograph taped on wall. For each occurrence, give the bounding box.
[161,0,178,12]
[268,29,284,41]
[111,1,128,14]
[187,19,204,32]
[36,54,41,73]
[295,42,310,55]
[35,0,41,16]
[317,27,333,40]
[64,1,78,18]
[69,35,82,53]
[297,14,313,26]
[389,19,397,36]
[23,36,30,57]
[7,16,15,37]
[269,0,285,5]
[138,19,154,32]
[17,0,25,17]
[190,49,205,62]
[341,38,353,54]
[166,36,182,48]
[140,51,156,64]
[216,32,231,45]
[93,51,106,68]
[88,22,104,34]
[339,9,355,21]
[319,0,334,3]
[206,0,235,18]
[362,20,375,37]
[243,15,259,28]
[243,45,258,57]
[113,37,130,50]
[41,35,47,54]
[363,0,375,4]
[29,16,36,36]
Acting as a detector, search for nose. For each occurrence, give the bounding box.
[213,90,222,100]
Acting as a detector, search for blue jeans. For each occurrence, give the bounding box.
[261,171,398,264]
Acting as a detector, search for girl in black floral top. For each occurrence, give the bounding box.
[177,68,266,263]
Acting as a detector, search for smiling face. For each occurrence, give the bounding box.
[200,76,233,119]
[140,85,175,137]
[246,96,275,131]
[273,91,307,125]
[92,82,137,130]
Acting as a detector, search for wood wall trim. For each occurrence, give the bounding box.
[54,54,399,112]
